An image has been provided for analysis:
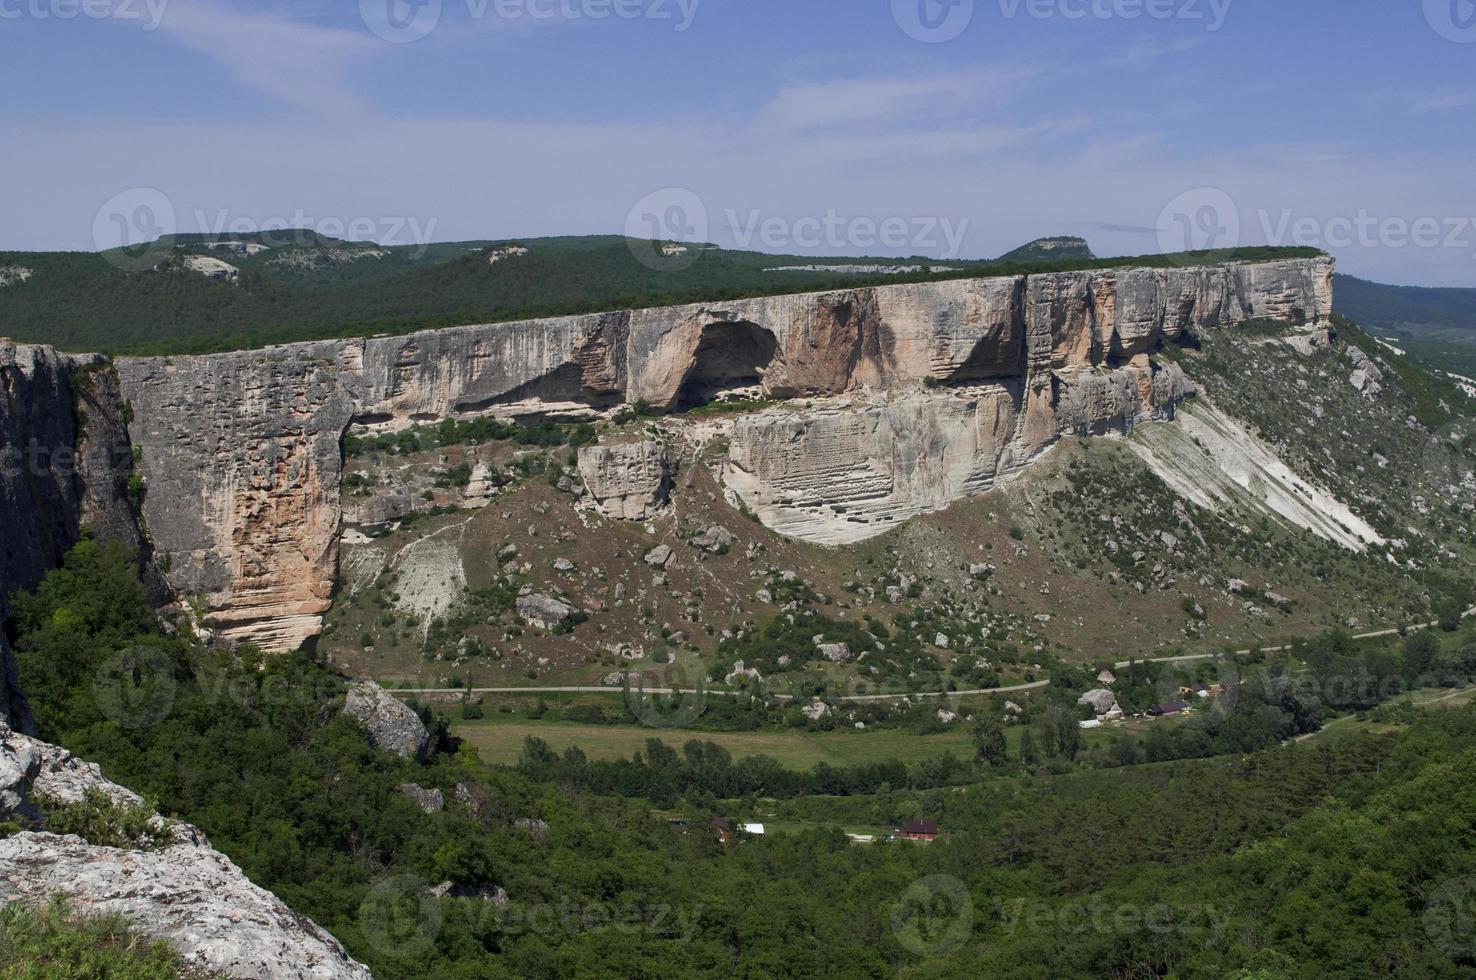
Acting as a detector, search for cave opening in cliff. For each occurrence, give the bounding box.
[676,320,779,409]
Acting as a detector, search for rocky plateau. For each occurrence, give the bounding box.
[2,257,1334,650]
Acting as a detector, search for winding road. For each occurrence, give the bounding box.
[389,607,1474,704]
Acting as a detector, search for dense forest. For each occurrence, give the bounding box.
[0,235,1322,356]
[5,540,1476,977]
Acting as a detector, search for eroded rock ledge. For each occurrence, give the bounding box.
[99,256,1331,649]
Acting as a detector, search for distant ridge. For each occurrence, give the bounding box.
[997,236,1095,263]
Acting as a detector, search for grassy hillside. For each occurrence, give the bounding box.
[0,236,1316,356]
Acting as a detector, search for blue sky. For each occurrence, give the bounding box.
[2,0,1474,284]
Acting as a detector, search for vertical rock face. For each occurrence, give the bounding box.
[116,345,360,650]
[0,341,89,614]
[1,343,158,730]
[88,256,1331,650]
[355,312,629,419]
[577,441,672,520]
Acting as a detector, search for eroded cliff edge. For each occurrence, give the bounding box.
[0,341,158,730]
[105,256,1332,650]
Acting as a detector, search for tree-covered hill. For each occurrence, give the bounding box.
[1335,273,1476,377]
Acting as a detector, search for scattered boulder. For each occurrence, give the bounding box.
[517,594,576,631]
[1347,346,1384,398]
[513,817,549,839]
[725,661,763,686]
[430,880,509,904]
[341,682,430,759]
[692,525,734,553]
[463,463,499,506]
[644,545,675,568]
[1076,689,1119,716]
[350,493,414,527]
[817,642,852,662]
[398,783,445,813]
[801,701,831,722]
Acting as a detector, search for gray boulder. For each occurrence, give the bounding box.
[644,544,675,568]
[516,594,576,631]
[1077,689,1119,716]
[692,525,734,553]
[398,782,445,813]
[341,681,430,759]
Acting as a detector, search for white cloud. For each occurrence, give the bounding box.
[757,68,1037,132]
[145,0,380,115]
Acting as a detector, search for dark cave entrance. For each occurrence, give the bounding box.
[675,320,779,409]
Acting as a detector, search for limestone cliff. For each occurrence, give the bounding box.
[723,358,1194,544]
[98,255,1331,649]
[0,343,157,729]
[0,341,90,616]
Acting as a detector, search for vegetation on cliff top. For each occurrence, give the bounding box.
[0,236,1321,357]
[0,897,210,980]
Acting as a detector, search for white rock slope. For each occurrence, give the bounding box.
[1128,399,1384,551]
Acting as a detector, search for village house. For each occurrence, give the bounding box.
[895,820,939,842]
[1149,700,1191,717]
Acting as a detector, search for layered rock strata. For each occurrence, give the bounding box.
[723,358,1194,544]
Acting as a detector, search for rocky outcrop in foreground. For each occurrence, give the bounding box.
[73,256,1331,648]
[0,720,372,979]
